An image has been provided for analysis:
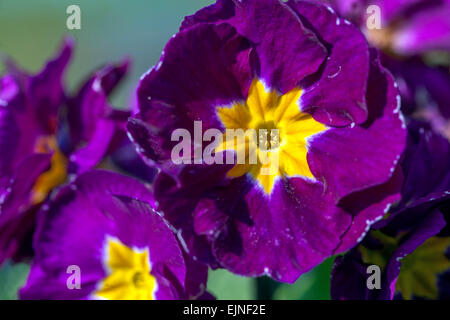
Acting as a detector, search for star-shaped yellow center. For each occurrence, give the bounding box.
[95,237,157,300]
[216,78,327,194]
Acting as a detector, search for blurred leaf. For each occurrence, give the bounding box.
[0,261,30,300]
[272,257,335,300]
[207,269,257,300]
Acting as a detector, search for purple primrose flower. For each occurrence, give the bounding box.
[127,0,407,283]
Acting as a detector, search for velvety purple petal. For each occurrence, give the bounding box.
[0,154,52,264]
[137,23,252,123]
[0,74,39,175]
[374,121,450,230]
[211,177,350,283]
[182,251,210,299]
[68,59,130,145]
[228,0,328,93]
[180,0,235,30]
[111,140,158,183]
[27,37,73,133]
[308,50,406,201]
[289,0,370,126]
[331,250,373,300]
[153,164,235,268]
[207,168,397,283]
[181,0,328,94]
[0,205,38,265]
[335,166,403,253]
[0,82,20,174]
[66,60,130,173]
[68,119,116,173]
[70,170,156,207]
[0,154,52,216]
[400,123,450,207]
[129,22,252,176]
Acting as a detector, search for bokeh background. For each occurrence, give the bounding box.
[0,0,333,300]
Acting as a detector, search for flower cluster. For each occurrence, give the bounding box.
[1,0,449,300]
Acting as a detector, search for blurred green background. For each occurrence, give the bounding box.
[0,0,333,300]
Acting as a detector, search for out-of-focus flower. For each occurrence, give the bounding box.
[381,56,450,142]
[331,121,450,300]
[0,39,131,265]
[323,0,450,141]
[0,39,72,264]
[324,0,450,55]
[128,0,406,283]
[19,170,209,300]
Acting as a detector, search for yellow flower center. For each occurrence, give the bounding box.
[31,136,68,204]
[216,78,327,194]
[95,237,157,300]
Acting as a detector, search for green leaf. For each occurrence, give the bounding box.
[207,269,257,300]
[0,261,30,300]
[272,257,335,300]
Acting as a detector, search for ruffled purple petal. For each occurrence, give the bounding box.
[211,177,350,283]
[288,0,370,126]
[374,121,450,230]
[68,119,116,173]
[181,0,328,94]
[335,166,403,253]
[0,78,21,174]
[27,38,73,133]
[129,22,252,177]
[308,50,406,201]
[111,140,158,183]
[68,60,129,144]
[0,154,52,264]
[67,60,130,173]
